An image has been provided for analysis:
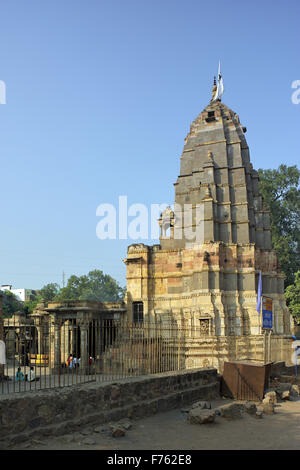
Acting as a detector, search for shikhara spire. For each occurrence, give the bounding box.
[212,61,224,101]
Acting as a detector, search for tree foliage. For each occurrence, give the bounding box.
[285,270,300,321]
[1,273,125,317]
[39,283,60,303]
[54,270,125,303]
[258,164,300,287]
[1,291,24,318]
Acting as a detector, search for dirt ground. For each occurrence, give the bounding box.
[9,398,300,451]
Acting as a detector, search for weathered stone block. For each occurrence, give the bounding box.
[262,403,275,415]
[243,402,257,415]
[264,391,277,405]
[188,408,216,424]
[216,403,243,419]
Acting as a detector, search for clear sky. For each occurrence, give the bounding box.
[0,0,299,290]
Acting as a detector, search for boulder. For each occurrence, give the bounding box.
[262,403,275,415]
[281,390,290,400]
[188,409,216,424]
[290,385,299,398]
[243,402,257,415]
[118,419,132,430]
[264,391,277,405]
[110,424,126,437]
[216,403,243,419]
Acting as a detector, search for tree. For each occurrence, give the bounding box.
[258,164,300,287]
[54,270,125,302]
[23,283,61,314]
[1,291,24,318]
[285,270,300,322]
[39,283,61,303]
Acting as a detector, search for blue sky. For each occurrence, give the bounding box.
[0,0,299,290]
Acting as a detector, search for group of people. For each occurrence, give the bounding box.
[66,354,94,369]
[15,367,40,382]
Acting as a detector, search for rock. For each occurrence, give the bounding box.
[111,426,126,438]
[110,386,120,400]
[281,391,290,400]
[243,402,257,415]
[216,403,243,419]
[118,419,132,430]
[263,403,275,415]
[264,391,277,405]
[188,409,216,424]
[80,429,91,436]
[290,385,299,398]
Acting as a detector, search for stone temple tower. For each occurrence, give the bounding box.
[124,80,293,367]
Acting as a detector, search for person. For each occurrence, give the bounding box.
[15,368,24,381]
[89,356,93,366]
[27,366,40,382]
[67,354,73,368]
[71,356,78,368]
[0,340,6,366]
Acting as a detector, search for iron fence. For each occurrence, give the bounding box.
[0,316,293,395]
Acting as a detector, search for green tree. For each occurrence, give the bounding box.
[1,291,24,318]
[39,283,61,303]
[285,270,300,321]
[23,283,61,314]
[258,164,300,287]
[23,298,39,315]
[54,270,125,302]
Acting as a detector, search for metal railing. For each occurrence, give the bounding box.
[0,316,293,395]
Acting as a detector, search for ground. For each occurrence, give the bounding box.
[9,397,300,451]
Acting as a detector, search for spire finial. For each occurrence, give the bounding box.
[211,76,217,101]
[212,61,224,102]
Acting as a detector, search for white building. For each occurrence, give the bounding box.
[1,285,36,302]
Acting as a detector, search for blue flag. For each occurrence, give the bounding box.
[256,271,262,314]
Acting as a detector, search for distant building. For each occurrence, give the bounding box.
[1,285,37,302]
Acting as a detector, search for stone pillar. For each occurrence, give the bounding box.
[53,318,62,372]
[94,319,102,362]
[79,320,89,374]
[35,319,44,355]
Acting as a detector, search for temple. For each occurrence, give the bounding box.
[124,81,293,366]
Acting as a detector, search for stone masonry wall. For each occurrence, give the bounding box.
[0,368,220,446]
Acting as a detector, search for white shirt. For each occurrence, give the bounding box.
[28,369,36,381]
[0,340,6,365]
